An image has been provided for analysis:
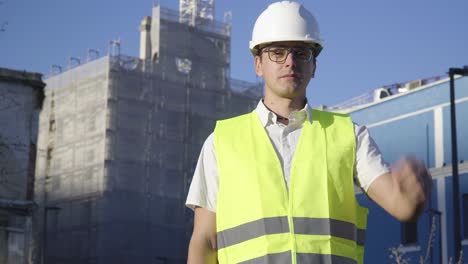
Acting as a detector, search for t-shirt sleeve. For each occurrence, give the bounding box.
[354,123,390,192]
[185,132,219,213]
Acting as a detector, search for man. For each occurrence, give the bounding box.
[186,1,432,263]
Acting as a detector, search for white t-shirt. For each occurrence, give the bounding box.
[186,101,389,212]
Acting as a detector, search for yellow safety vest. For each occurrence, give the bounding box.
[214,109,368,264]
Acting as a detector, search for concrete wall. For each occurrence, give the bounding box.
[0,67,44,264]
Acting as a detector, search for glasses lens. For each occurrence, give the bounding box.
[293,48,312,61]
[264,47,313,63]
[267,48,288,62]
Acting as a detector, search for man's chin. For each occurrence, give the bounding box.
[277,88,305,99]
[280,80,305,91]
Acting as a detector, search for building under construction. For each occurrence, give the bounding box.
[33,1,261,263]
[0,68,44,264]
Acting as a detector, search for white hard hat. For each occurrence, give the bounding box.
[249,1,323,56]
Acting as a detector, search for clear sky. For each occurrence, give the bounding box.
[1,0,467,107]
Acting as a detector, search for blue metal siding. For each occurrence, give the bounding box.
[351,82,448,125]
[367,112,435,167]
[351,77,467,127]
[445,176,456,259]
[349,77,468,263]
[455,77,468,98]
[443,101,468,165]
[429,183,443,264]
[460,173,468,238]
[458,102,468,162]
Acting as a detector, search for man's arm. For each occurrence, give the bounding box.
[367,157,432,222]
[187,207,218,264]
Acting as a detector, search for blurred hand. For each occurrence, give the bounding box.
[367,156,432,222]
[391,156,432,220]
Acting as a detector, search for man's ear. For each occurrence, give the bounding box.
[254,56,263,77]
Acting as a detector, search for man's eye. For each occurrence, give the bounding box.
[295,50,307,56]
[272,50,286,56]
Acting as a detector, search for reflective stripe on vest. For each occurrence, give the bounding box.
[238,251,358,264]
[217,216,365,249]
[214,110,368,264]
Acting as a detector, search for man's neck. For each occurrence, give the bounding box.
[263,95,306,120]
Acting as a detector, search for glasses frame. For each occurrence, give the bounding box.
[261,46,316,64]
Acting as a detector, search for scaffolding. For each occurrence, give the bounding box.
[179,0,215,26]
[34,5,262,264]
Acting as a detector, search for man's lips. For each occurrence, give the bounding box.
[280,73,300,79]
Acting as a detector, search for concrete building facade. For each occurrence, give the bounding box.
[0,68,45,264]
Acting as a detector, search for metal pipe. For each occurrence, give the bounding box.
[87,48,100,62]
[109,39,121,57]
[449,68,461,262]
[68,56,81,69]
[50,64,62,76]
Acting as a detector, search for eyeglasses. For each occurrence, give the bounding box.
[261,46,315,63]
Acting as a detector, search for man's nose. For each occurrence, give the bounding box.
[283,51,297,67]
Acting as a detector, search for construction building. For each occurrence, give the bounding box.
[34,1,261,263]
[0,68,45,264]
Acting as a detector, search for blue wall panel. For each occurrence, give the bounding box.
[443,173,468,261]
[445,176,456,260]
[351,82,447,126]
[443,101,468,165]
[429,183,443,264]
[351,77,467,128]
[348,77,468,263]
[454,77,468,98]
[458,173,468,241]
[367,112,435,167]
